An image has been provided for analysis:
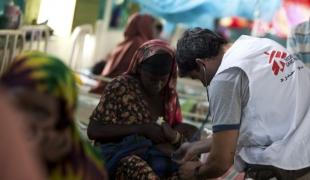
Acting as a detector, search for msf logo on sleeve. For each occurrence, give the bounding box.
[264,50,287,76]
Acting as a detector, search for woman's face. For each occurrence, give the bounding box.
[10,88,72,162]
[139,69,170,95]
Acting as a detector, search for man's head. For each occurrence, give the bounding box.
[176,28,227,86]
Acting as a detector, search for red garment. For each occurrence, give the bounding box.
[91,13,157,94]
[125,39,182,126]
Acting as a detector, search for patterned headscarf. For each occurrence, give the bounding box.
[1,51,107,179]
[126,39,182,125]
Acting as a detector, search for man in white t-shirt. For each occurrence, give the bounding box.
[175,28,310,180]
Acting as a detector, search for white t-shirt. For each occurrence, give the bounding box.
[212,35,310,171]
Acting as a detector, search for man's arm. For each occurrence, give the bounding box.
[180,68,247,179]
[179,130,238,179]
[196,68,245,177]
[198,130,238,178]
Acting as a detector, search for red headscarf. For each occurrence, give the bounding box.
[126,39,182,126]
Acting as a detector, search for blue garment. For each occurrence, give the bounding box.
[132,0,281,29]
[99,135,179,178]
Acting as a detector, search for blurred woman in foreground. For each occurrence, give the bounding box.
[1,51,108,180]
[0,88,46,180]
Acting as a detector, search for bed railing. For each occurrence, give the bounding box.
[0,30,24,75]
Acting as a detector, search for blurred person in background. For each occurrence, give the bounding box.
[88,39,198,179]
[287,18,310,68]
[175,28,310,179]
[90,13,163,94]
[0,88,45,180]
[1,51,108,180]
[0,1,22,29]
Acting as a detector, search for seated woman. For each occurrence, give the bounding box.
[90,13,162,94]
[88,39,198,179]
[1,51,108,180]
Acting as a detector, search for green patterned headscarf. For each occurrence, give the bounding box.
[1,51,108,179]
[1,51,77,128]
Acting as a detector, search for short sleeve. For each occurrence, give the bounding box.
[209,67,249,133]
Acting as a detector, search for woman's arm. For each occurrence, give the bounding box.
[87,120,167,144]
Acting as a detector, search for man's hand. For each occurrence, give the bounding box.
[173,142,198,163]
[179,161,202,180]
[174,138,212,163]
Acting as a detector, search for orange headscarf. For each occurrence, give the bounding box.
[90,13,159,94]
[126,39,182,126]
[102,13,158,77]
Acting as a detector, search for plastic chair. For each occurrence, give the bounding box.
[69,24,94,70]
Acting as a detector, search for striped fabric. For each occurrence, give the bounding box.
[201,153,245,180]
[287,20,310,68]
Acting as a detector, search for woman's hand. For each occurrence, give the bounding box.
[161,123,179,143]
[141,123,167,144]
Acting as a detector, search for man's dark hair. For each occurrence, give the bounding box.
[176,27,227,76]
